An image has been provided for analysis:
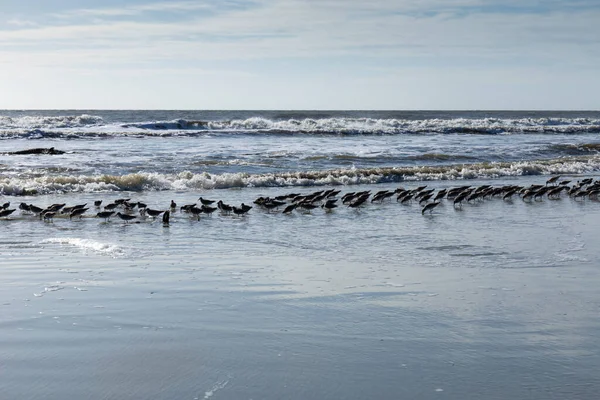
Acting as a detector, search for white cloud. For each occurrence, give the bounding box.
[5,18,38,27]
[0,0,598,108]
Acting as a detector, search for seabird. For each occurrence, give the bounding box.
[546,175,560,186]
[145,208,165,219]
[201,205,217,215]
[282,204,297,214]
[198,197,216,206]
[299,203,318,213]
[217,200,233,214]
[69,207,88,219]
[104,203,118,210]
[0,209,15,218]
[321,199,338,211]
[189,206,203,220]
[421,201,440,215]
[232,206,249,216]
[116,212,136,223]
[96,211,115,221]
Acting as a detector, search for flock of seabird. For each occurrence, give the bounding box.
[0,176,598,224]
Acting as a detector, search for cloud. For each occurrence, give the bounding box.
[49,0,253,19]
[5,18,38,27]
[0,0,598,72]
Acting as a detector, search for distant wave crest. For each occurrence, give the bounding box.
[1,116,600,138]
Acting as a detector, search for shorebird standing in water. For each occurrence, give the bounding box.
[321,199,338,212]
[199,197,216,206]
[546,175,560,186]
[116,212,136,223]
[422,201,440,215]
[145,208,165,219]
[0,209,15,218]
[69,207,88,219]
[96,211,115,222]
[282,204,297,214]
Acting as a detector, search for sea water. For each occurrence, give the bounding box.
[1,110,600,399]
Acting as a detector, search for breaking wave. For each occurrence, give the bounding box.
[1,115,600,138]
[2,156,599,195]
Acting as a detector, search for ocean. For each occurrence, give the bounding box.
[1,110,600,399]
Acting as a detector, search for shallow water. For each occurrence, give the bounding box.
[2,176,600,399]
[2,110,600,398]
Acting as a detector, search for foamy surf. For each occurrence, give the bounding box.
[3,156,600,194]
[41,238,126,257]
[1,115,600,138]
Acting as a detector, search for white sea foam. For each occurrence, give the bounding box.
[41,238,126,257]
[0,114,104,129]
[2,156,600,194]
[1,116,600,137]
[123,117,600,135]
[200,380,229,400]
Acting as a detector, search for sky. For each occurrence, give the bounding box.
[0,0,599,110]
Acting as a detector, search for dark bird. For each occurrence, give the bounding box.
[69,207,88,219]
[170,200,177,209]
[299,203,318,213]
[2,202,10,209]
[116,212,136,223]
[96,211,115,221]
[145,208,165,219]
[546,175,560,186]
[46,203,65,212]
[434,189,447,201]
[19,202,31,212]
[94,200,102,207]
[418,193,433,204]
[349,195,369,208]
[162,210,170,225]
[502,189,518,200]
[282,204,297,214]
[262,199,285,212]
[42,211,56,221]
[217,200,233,214]
[240,203,252,212]
[180,204,196,212]
[198,197,216,206]
[453,192,469,207]
[189,206,203,220]
[0,209,16,218]
[321,199,338,211]
[398,193,414,204]
[29,204,44,214]
[232,206,249,216]
[104,203,118,210]
[327,189,341,198]
[421,201,440,215]
[201,205,217,215]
